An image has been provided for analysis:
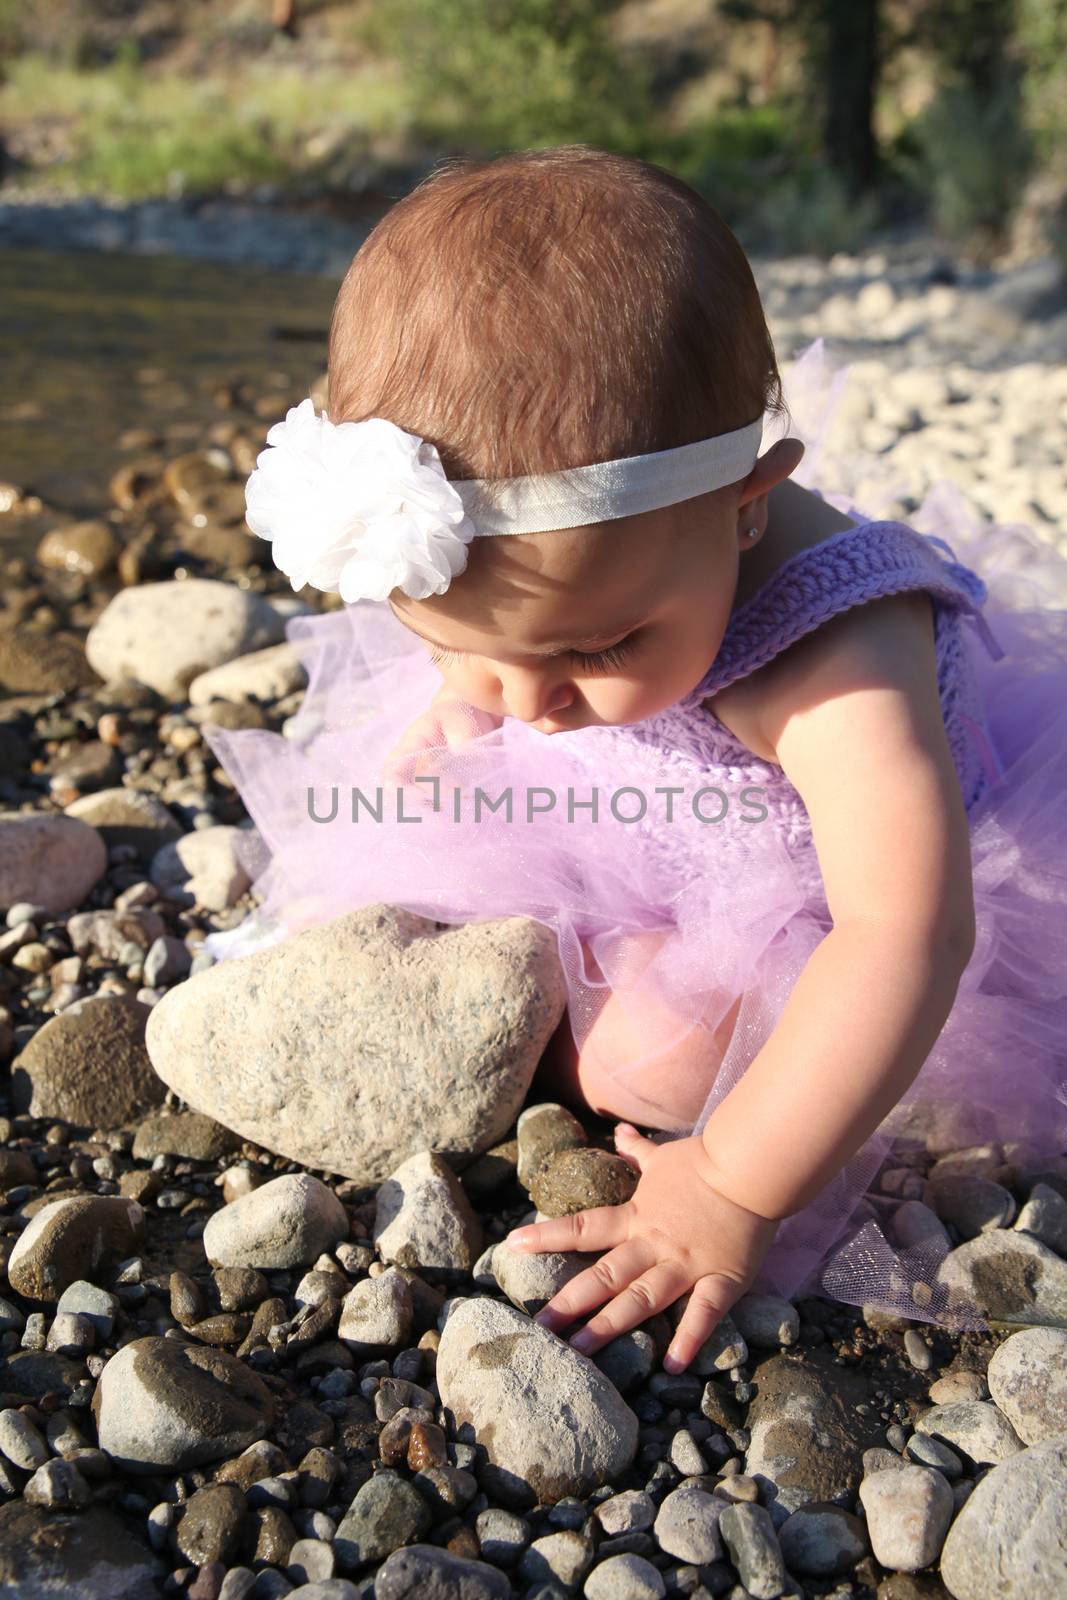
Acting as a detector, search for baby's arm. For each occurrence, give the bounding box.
[509,588,976,1367]
[698,588,976,1218]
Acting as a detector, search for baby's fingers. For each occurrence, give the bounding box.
[664,1275,743,1374]
[566,1260,691,1356]
[505,1204,628,1257]
[532,1239,650,1335]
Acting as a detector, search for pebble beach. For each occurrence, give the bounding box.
[1,207,1066,1600]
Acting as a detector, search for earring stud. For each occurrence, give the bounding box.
[744,526,759,540]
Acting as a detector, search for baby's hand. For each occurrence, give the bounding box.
[381,691,502,786]
[505,1126,780,1373]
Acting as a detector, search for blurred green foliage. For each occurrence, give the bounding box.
[0,0,1064,262]
[901,77,1036,252]
[354,0,652,152]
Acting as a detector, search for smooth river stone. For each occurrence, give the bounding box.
[939,1433,1067,1599]
[0,813,107,916]
[985,1327,1067,1444]
[145,905,567,1183]
[10,994,165,1126]
[85,577,285,696]
[202,1173,349,1269]
[7,1196,145,1303]
[936,1230,1067,1325]
[92,1336,276,1472]
[435,1298,638,1507]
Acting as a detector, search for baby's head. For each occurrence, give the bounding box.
[328,144,801,732]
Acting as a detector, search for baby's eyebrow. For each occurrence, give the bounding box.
[387,601,638,658]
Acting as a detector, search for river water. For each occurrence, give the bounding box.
[0,246,341,557]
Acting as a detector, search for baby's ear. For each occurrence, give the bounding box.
[766,436,806,487]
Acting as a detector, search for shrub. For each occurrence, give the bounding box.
[900,76,1036,255]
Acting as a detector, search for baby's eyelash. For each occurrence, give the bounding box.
[426,645,467,667]
[572,637,638,672]
[427,636,639,673]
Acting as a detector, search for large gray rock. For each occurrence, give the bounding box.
[936,1230,1067,1324]
[202,1174,349,1269]
[146,905,567,1183]
[0,1501,164,1599]
[92,1336,276,1472]
[986,1327,1067,1444]
[940,1433,1067,1599]
[85,578,285,696]
[435,1299,638,1507]
[7,1196,145,1303]
[0,814,107,915]
[10,995,165,1126]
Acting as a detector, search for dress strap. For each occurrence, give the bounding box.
[686,520,1006,704]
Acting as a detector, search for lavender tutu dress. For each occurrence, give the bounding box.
[205,339,1067,1325]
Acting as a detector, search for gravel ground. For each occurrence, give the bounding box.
[0,222,1065,1600]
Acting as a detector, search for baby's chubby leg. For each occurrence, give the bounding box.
[534,931,742,1133]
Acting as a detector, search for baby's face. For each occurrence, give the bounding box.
[388,491,743,732]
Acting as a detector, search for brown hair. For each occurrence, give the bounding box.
[328,144,787,482]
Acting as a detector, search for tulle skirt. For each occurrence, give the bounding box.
[205,340,1067,1326]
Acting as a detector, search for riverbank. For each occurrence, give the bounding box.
[2,161,1067,1600]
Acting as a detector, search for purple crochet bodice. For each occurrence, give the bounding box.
[551,518,1006,874]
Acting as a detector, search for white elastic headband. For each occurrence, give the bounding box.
[244,398,764,603]
[452,417,763,535]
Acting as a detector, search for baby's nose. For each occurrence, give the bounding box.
[502,672,574,724]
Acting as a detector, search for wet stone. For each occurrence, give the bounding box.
[132,1109,240,1161]
[516,1103,587,1189]
[174,1482,247,1566]
[718,1501,789,1599]
[10,993,164,1127]
[92,1335,276,1472]
[0,1501,164,1597]
[375,1542,511,1599]
[530,1148,638,1218]
[7,1194,144,1302]
[333,1470,433,1572]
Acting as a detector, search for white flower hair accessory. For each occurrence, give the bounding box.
[244,397,765,604]
[244,399,476,603]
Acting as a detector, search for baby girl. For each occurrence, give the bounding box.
[224,143,1067,1373]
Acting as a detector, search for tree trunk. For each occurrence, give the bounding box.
[273,0,297,37]
[821,0,880,195]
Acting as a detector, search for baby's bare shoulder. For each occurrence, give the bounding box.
[706,589,937,765]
